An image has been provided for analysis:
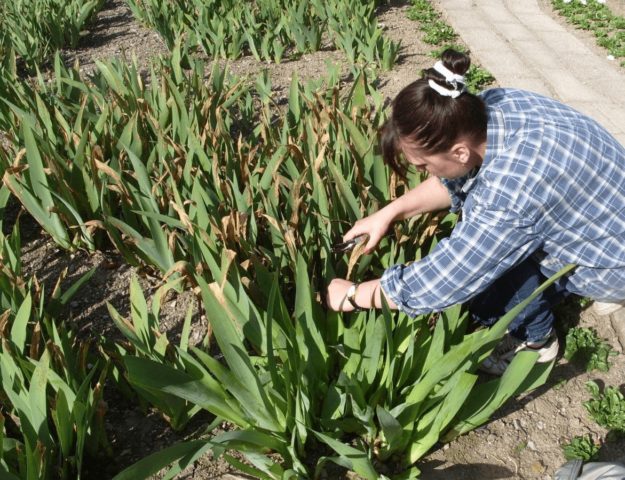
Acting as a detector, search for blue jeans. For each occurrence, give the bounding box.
[468,256,571,342]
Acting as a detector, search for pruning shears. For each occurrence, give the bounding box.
[331,234,368,253]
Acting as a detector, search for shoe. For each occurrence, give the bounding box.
[479,331,559,376]
[592,301,625,316]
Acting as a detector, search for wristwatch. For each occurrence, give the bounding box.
[346,283,362,310]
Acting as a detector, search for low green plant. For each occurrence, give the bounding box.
[0,226,108,479]
[584,381,625,434]
[409,0,457,45]
[514,440,528,454]
[552,0,625,66]
[562,433,600,461]
[409,1,495,92]
[105,276,199,431]
[408,0,442,26]
[465,65,497,93]
[564,327,618,372]
[0,0,104,71]
[126,0,400,70]
[109,257,572,479]
[422,20,456,45]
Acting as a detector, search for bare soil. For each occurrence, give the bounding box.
[13,0,625,478]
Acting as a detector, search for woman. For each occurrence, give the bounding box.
[326,49,625,374]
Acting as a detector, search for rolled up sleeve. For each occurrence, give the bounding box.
[380,206,542,316]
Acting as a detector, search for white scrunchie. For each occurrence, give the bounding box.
[428,61,466,98]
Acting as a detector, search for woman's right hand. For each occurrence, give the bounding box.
[343,209,394,254]
[340,176,451,254]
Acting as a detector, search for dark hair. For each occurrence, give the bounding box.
[380,49,487,177]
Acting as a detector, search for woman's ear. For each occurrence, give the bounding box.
[451,142,471,165]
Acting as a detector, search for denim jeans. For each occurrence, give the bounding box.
[468,255,571,343]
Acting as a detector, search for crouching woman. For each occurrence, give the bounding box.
[326,49,625,374]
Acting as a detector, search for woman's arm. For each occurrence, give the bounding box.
[325,278,397,311]
[387,175,452,220]
[344,176,452,253]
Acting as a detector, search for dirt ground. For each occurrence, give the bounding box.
[12,0,625,478]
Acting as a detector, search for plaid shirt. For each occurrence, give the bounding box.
[381,88,625,316]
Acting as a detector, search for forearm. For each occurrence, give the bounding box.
[326,277,397,311]
[383,176,451,221]
[354,278,398,309]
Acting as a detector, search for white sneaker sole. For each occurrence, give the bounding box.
[533,336,559,363]
[479,335,559,376]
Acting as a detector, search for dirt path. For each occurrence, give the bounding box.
[16,0,625,478]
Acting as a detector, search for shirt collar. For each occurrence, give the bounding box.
[482,97,506,169]
[461,167,480,193]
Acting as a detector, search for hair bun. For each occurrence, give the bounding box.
[440,49,471,76]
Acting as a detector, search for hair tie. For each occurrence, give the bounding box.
[429,61,466,98]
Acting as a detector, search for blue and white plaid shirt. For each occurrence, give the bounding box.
[381,88,625,316]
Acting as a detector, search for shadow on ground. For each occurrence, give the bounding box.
[419,460,514,479]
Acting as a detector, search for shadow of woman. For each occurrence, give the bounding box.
[419,460,515,479]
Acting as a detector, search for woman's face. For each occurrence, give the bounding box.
[399,137,481,179]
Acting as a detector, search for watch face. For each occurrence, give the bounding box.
[346,283,362,310]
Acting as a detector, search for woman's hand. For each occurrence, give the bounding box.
[325,278,357,312]
[343,209,394,254]
[341,177,452,253]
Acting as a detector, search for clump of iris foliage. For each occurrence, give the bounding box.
[0,47,562,477]
[0,0,104,72]
[125,0,401,70]
[0,1,564,478]
[0,225,109,480]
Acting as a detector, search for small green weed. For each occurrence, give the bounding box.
[562,434,600,461]
[465,65,496,93]
[409,1,495,92]
[564,327,617,372]
[553,377,568,390]
[552,0,625,66]
[584,381,625,434]
[514,441,528,454]
[408,0,439,23]
[409,0,458,45]
[422,21,457,45]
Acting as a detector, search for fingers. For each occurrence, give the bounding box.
[342,226,363,242]
[343,216,373,241]
[340,213,391,253]
[364,237,379,254]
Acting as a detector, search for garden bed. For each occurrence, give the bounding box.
[6,0,625,479]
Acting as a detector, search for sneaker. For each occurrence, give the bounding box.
[479,331,559,376]
[592,301,625,316]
